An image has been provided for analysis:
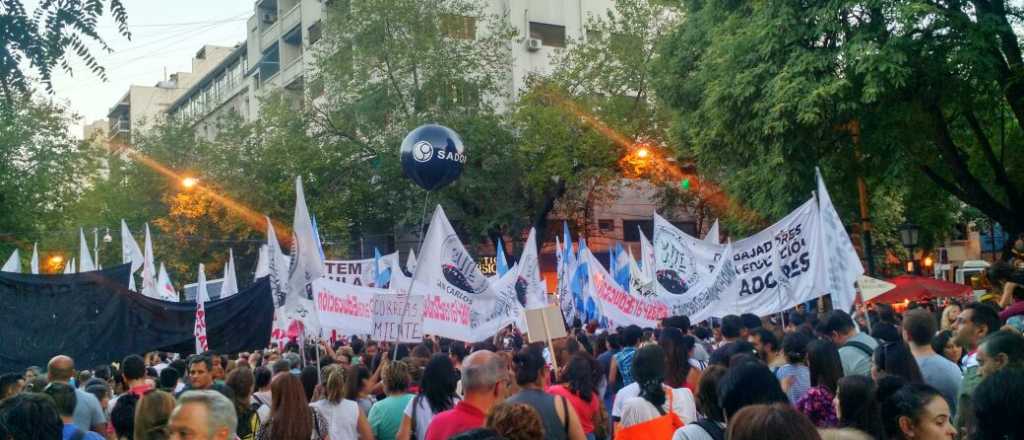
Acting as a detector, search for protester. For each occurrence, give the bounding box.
[369,360,415,440]
[223,367,261,440]
[307,366,370,440]
[659,328,700,390]
[726,403,822,440]
[250,366,272,422]
[709,315,748,365]
[718,361,789,424]
[614,345,688,439]
[167,390,236,440]
[484,402,544,440]
[300,365,319,402]
[43,382,105,440]
[879,383,956,440]
[256,373,329,440]
[823,311,879,377]
[795,339,841,427]
[506,345,585,440]
[398,353,461,440]
[873,342,925,384]
[777,331,812,404]
[0,373,23,400]
[110,392,140,439]
[47,355,106,434]
[0,392,63,440]
[972,367,1024,440]
[750,328,784,372]
[346,364,375,415]
[158,368,180,394]
[424,350,507,440]
[609,325,643,389]
[663,315,711,367]
[834,375,885,440]
[177,355,229,397]
[671,365,727,440]
[133,390,174,440]
[976,329,1024,378]
[547,353,603,440]
[940,303,961,332]
[901,309,961,415]
[930,330,963,369]
[951,302,1000,433]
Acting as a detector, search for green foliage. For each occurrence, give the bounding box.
[0,0,130,99]
[653,0,1024,248]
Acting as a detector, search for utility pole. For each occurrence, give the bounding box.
[849,120,876,276]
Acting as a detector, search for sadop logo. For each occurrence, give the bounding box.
[441,235,487,294]
[413,141,433,162]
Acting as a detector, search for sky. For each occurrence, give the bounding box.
[29,0,254,137]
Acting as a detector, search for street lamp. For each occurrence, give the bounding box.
[899,223,920,274]
[181,177,198,190]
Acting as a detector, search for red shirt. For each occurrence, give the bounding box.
[424,400,486,440]
[547,385,600,433]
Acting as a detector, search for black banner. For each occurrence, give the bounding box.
[0,265,273,373]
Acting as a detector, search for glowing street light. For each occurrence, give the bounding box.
[181,177,198,190]
[636,147,650,159]
[49,255,63,266]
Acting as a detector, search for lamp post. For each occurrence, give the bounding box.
[899,223,920,275]
[93,227,113,267]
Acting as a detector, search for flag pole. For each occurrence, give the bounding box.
[394,191,432,361]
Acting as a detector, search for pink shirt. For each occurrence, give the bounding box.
[547,384,600,434]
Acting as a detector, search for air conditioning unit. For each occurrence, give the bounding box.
[262,13,276,24]
[526,38,543,52]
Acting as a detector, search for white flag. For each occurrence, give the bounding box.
[411,205,508,342]
[517,228,547,310]
[283,177,325,335]
[30,243,38,274]
[65,258,75,274]
[817,168,864,313]
[121,220,144,273]
[141,224,159,299]
[254,244,269,281]
[221,249,239,298]
[2,249,20,272]
[194,263,210,353]
[78,229,95,272]
[157,263,178,301]
[704,220,720,244]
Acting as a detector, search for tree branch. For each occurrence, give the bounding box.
[963,108,1024,207]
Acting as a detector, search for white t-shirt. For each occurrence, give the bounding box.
[403,395,460,440]
[611,382,697,424]
[310,399,360,440]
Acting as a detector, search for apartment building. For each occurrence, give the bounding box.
[103,45,235,144]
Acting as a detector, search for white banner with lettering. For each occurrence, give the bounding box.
[653,197,829,320]
[372,294,425,343]
[323,252,406,289]
[312,278,377,336]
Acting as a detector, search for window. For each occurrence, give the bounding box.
[529,22,566,47]
[260,44,281,84]
[951,223,969,242]
[308,20,323,45]
[598,219,615,232]
[442,14,476,40]
[623,220,653,242]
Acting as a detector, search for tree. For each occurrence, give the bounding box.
[653,0,1023,255]
[0,0,130,99]
[0,98,101,260]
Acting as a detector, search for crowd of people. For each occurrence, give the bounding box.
[3,265,1024,440]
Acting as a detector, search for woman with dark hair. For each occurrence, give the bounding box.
[873,342,925,384]
[256,373,331,440]
[251,366,272,421]
[795,339,842,427]
[834,375,886,440]
[612,343,698,427]
[224,368,261,440]
[880,383,955,440]
[548,353,602,439]
[973,368,1024,440]
[671,365,727,440]
[398,354,461,440]
[718,362,789,423]
[346,364,375,415]
[300,365,319,403]
[777,331,812,404]
[726,403,822,440]
[930,330,963,369]
[506,346,586,440]
[659,328,701,390]
[615,345,690,439]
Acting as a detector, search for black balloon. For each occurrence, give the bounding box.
[400,124,466,191]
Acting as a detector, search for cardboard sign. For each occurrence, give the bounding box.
[524,304,568,344]
[372,294,425,343]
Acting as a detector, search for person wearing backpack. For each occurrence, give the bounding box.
[44,382,105,440]
[822,311,878,377]
[225,367,262,440]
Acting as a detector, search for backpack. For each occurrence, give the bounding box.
[693,420,725,440]
[236,402,261,440]
[843,340,875,358]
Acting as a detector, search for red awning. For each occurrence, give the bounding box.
[866,275,973,304]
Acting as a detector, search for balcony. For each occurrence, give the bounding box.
[280,2,301,37]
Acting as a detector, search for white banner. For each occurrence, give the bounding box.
[816,168,864,312]
[372,294,425,343]
[654,198,827,319]
[312,277,377,336]
[411,206,509,342]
